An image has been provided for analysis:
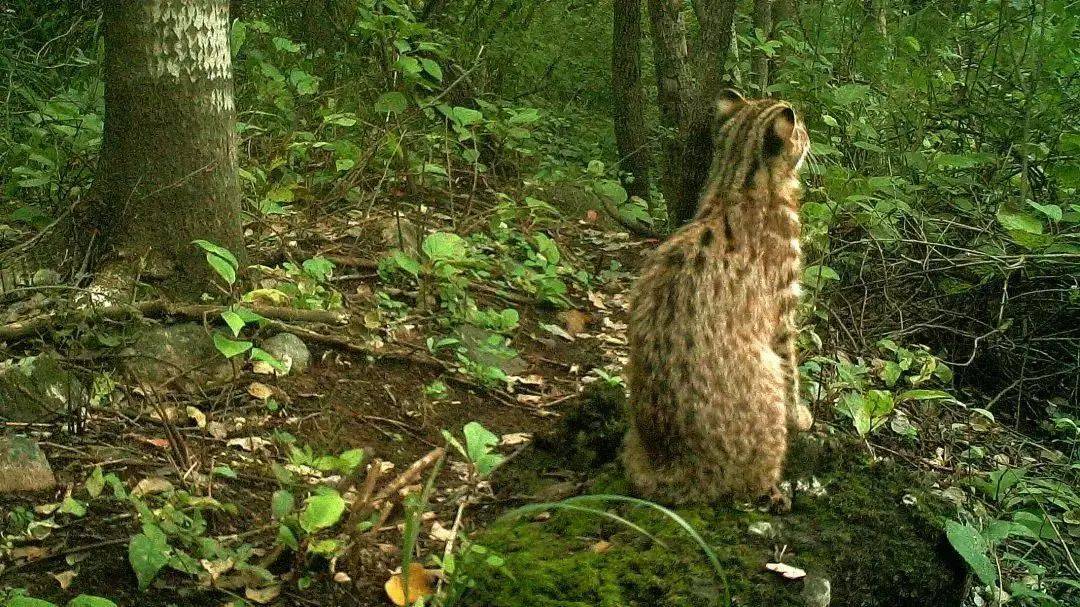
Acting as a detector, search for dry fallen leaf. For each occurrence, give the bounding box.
[247,382,274,400]
[564,309,589,335]
[186,406,207,428]
[207,421,229,440]
[429,521,455,542]
[227,436,271,452]
[500,432,532,447]
[10,546,49,561]
[244,584,281,604]
[333,571,352,583]
[765,562,806,580]
[51,570,77,589]
[132,477,175,497]
[384,563,434,606]
[591,540,612,554]
[587,291,608,310]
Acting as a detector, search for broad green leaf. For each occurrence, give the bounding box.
[422,232,468,262]
[299,491,346,533]
[463,421,503,476]
[945,521,997,587]
[593,180,628,205]
[230,20,247,55]
[85,466,104,498]
[66,596,118,607]
[421,58,443,81]
[272,36,301,53]
[390,250,421,276]
[899,389,954,402]
[451,106,484,126]
[996,208,1044,234]
[220,310,246,338]
[206,255,236,285]
[129,531,171,590]
[375,91,408,114]
[272,489,295,519]
[213,332,252,359]
[59,497,86,517]
[1027,201,1062,221]
[302,256,335,282]
[250,348,288,372]
[6,598,58,607]
[277,524,299,550]
[832,83,870,106]
[289,69,319,95]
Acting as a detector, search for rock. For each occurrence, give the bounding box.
[31,268,63,286]
[379,215,420,252]
[119,323,234,392]
[259,332,311,375]
[801,576,831,607]
[0,435,57,493]
[0,354,87,423]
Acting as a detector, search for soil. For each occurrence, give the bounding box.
[0,202,969,607]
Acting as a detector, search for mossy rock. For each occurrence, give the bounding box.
[463,436,966,607]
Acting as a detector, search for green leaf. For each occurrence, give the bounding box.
[129,531,171,590]
[996,208,1044,234]
[338,448,365,472]
[85,466,104,498]
[250,348,288,372]
[230,20,247,56]
[6,598,59,607]
[945,521,997,587]
[463,421,503,476]
[299,491,346,533]
[899,389,954,402]
[277,524,299,550]
[803,265,840,288]
[66,596,118,607]
[272,489,295,519]
[822,115,839,128]
[302,256,335,282]
[375,91,408,114]
[593,180,628,205]
[206,255,236,285]
[389,250,421,276]
[59,497,86,517]
[289,69,319,95]
[212,465,236,478]
[534,233,561,265]
[272,36,301,53]
[451,106,484,127]
[421,58,443,81]
[1027,201,1062,221]
[213,333,252,359]
[220,310,246,338]
[422,232,468,262]
[832,83,870,106]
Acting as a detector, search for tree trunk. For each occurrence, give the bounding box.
[751,0,773,91]
[612,0,652,204]
[669,0,738,224]
[97,0,245,299]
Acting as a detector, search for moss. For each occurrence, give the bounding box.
[464,435,966,607]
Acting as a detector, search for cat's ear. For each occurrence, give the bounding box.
[716,88,746,118]
[772,106,797,141]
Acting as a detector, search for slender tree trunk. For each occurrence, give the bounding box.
[613,0,652,204]
[97,0,245,298]
[751,0,773,91]
[667,0,737,225]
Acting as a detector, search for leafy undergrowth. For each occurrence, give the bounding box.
[466,413,967,607]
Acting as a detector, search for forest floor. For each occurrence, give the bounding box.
[0,182,1073,606]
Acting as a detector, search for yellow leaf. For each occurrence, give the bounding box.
[384,563,434,606]
[247,382,274,400]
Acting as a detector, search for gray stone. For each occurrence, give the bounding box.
[0,435,57,493]
[31,268,63,286]
[260,332,311,375]
[119,323,234,392]
[802,576,831,607]
[0,354,87,423]
[379,215,420,253]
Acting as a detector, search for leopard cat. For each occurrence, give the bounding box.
[622,89,812,510]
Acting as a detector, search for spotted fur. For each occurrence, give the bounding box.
[623,90,812,505]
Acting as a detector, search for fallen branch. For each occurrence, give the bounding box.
[0,300,347,343]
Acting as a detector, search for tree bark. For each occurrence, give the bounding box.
[612,0,652,204]
[97,0,246,299]
[647,0,737,225]
[751,0,773,91]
